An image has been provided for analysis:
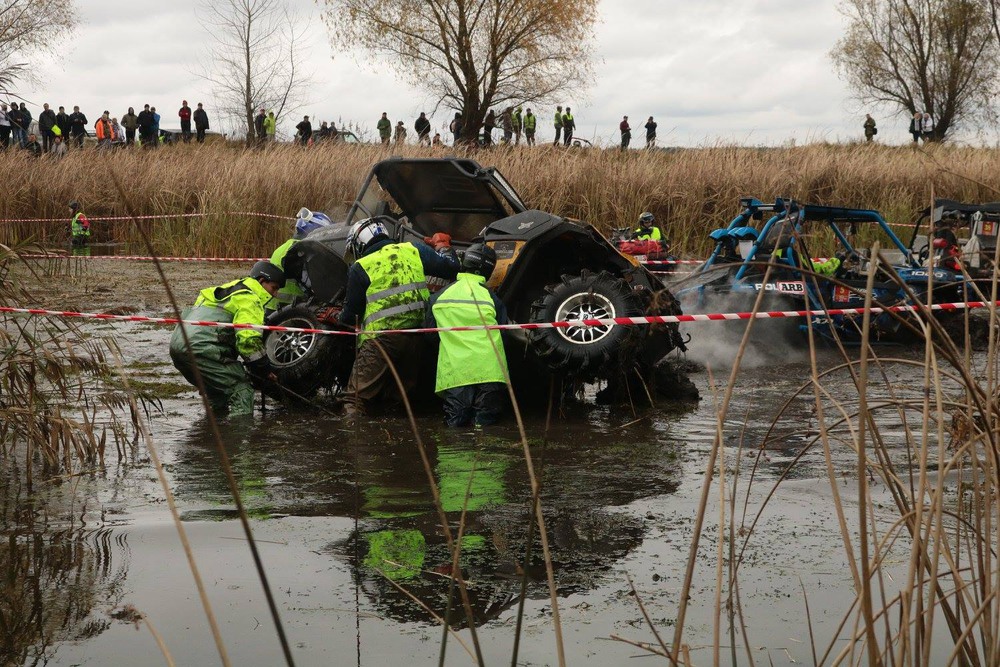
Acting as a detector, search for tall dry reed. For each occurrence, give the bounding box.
[0,141,994,257]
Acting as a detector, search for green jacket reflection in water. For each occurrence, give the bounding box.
[169,277,271,416]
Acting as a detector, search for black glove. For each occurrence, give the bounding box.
[244,356,273,382]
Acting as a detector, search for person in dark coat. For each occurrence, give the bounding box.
[38,103,57,151]
[8,102,24,147]
[68,105,88,148]
[415,112,431,146]
[908,112,921,143]
[863,114,877,142]
[55,106,70,139]
[295,115,312,146]
[483,109,496,146]
[645,116,658,148]
[193,103,209,143]
[137,104,155,146]
[254,108,266,143]
[620,115,631,150]
[449,112,462,144]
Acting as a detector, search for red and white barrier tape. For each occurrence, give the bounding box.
[0,300,995,337]
[0,211,292,224]
[21,254,265,262]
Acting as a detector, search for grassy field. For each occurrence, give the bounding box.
[0,141,996,257]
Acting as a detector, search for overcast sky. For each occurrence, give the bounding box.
[15,0,934,146]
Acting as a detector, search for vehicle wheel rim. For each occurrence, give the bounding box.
[554,292,617,345]
[266,317,318,367]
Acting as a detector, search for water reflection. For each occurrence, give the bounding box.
[0,466,129,666]
[171,411,682,627]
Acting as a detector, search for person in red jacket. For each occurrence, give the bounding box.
[178,101,192,143]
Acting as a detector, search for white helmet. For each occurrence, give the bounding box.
[346,218,388,258]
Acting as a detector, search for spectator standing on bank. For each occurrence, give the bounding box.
[8,102,24,147]
[501,107,513,143]
[38,103,56,151]
[255,108,266,143]
[449,112,462,144]
[513,106,523,145]
[415,112,431,146]
[0,103,10,148]
[645,116,657,148]
[863,114,877,142]
[194,103,209,143]
[908,112,921,143]
[432,132,442,146]
[394,120,407,144]
[483,109,496,146]
[18,103,32,145]
[111,117,124,144]
[552,105,563,146]
[316,121,331,142]
[377,112,391,145]
[55,106,70,139]
[137,104,154,145]
[122,107,138,145]
[179,101,192,142]
[68,105,88,148]
[95,111,113,148]
[562,106,575,146]
[151,106,161,138]
[264,111,276,142]
[921,112,934,142]
[295,115,312,146]
[524,108,536,146]
[620,115,631,150]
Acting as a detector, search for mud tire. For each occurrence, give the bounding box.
[528,270,645,377]
[264,306,335,397]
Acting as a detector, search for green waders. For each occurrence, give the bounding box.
[169,305,256,415]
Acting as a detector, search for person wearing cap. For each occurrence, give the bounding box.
[179,101,192,143]
[426,243,509,427]
[169,261,286,416]
[267,207,333,311]
[255,108,267,143]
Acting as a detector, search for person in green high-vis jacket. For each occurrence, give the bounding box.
[169,261,285,416]
[266,207,333,312]
[426,243,508,427]
[68,201,90,246]
[337,218,459,419]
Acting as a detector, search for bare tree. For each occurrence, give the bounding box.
[322,0,598,142]
[0,0,77,96]
[831,0,1000,141]
[196,0,310,142]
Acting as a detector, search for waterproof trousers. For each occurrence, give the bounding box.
[342,335,421,417]
[441,382,506,427]
[169,305,255,415]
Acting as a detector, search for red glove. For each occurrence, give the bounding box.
[424,232,452,251]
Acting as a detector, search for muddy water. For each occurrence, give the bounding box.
[1,262,967,665]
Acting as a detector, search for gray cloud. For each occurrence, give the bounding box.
[17,0,923,145]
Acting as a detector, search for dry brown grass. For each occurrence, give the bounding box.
[0,141,997,257]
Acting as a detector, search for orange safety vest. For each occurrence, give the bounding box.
[95,119,111,141]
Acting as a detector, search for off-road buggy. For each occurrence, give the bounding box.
[675,197,989,343]
[263,157,694,404]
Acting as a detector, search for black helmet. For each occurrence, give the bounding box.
[639,212,655,227]
[249,260,286,288]
[68,200,79,210]
[461,243,497,279]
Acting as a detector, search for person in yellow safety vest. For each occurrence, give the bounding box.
[267,207,333,311]
[523,108,536,146]
[169,261,286,416]
[337,217,459,419]
[264,111,276,142]
[68,201,90,246]
[426,243,509,427]
[633,212,662,241]
[773,246,845,277]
